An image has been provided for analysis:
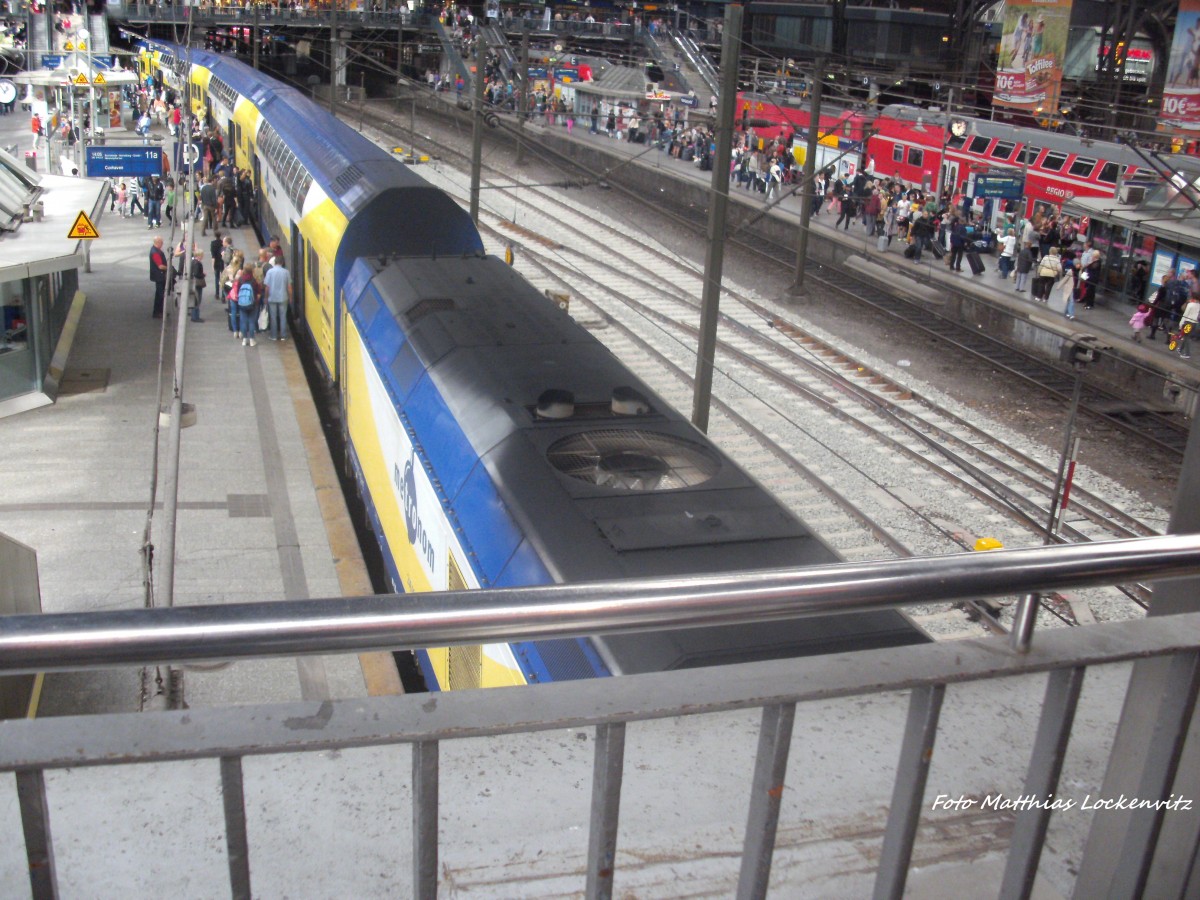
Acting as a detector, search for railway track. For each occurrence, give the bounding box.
[361,97,1191,459]
[350,102,1167,636]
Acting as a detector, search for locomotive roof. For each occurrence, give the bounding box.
[877,103,1147,168]
[151,42,430,217]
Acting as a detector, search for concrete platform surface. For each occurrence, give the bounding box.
[0,109,383,714]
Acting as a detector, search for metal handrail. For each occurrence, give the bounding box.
[1,534,1197,674]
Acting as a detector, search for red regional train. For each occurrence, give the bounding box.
[737,92,1158,218]
[869,105,1156,218]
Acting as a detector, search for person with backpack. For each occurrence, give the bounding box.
[1033,247,1063,302]
[235,265,263,346]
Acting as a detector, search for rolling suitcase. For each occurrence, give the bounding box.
[904,242,917,259]
[929,240,945,260]
[966,251,985,275]
[877,234,888,252]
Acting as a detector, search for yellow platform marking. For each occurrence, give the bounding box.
[281,342,404,696]
[68,211,99,240]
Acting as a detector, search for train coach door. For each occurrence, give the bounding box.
[228,120,240,168]
[941,160,960,196]
[291,224,304,324]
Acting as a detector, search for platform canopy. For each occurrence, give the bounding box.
[12,52,139,91]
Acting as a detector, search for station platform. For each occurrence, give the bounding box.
[0,112,397,715]
[514,113,1200,391]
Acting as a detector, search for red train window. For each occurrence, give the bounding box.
[968,136,990,154]
[947,135,966,149]
[908,147,924,167]
[993,141,1016,160]
[1017,146,1041,165]
[1097,162,1119,184]
[1069,157,1097,178]
[1043,152,1068,172]
[893,144,903,163]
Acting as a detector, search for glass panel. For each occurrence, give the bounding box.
[908,147,923,167]
[968,136,990,154]
[992,141,1015,160]
[1069,156,1097,178]
[1098,162,1119,184]
[1043,151,1068,172]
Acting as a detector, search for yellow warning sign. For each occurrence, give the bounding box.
[93,73,105,85]
[64,41,74,51]
[73,73,89,86]
[67,211,99,240]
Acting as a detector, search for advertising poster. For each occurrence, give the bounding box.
[994,0,1073,114]
[1162,0,1200,133]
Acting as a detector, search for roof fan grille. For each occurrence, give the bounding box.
[547,429,719,491]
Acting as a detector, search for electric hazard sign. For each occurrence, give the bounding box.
[67,210,99,240]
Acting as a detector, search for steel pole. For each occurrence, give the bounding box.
[1013,364,1087,653]
[469,33,484,224]
[2,535,1200,674]
[690,2,742,434]
[516,23,529,167]
[791,58,824,294]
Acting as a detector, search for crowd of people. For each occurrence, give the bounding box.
[135,98,292,344]
[148,227,292,345]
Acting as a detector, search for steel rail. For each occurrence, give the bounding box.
[1,535,1198,674]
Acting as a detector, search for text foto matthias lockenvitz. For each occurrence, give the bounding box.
[932,793,1193,813]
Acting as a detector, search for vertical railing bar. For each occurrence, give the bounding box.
[872,684,945,900]
[1108,649,1200,899]
[219,756,252,900]
[412,740,439,898]
[999,666,1086,900]
[736,702,797,900]
[16,768,58,900]
[585,721,627,900]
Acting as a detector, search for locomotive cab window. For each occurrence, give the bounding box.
[1097,162,1120,184]
[968,136,990,155]
[992,141,1015,161]
[892,144,903,163]
[1069,157,1097,178]
[907,147,923,167]
[1042,151,1068,172]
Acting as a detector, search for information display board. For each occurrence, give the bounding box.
[84,146,163,178]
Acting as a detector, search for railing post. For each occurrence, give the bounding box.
[736,702,796,900]
[585,722,626,900]
[999,666,1086,900]
[412,740,439,897]
[1108,650,1200,898]
[873,684,945,900]
[17,768,58,899]
[220,756,252,900]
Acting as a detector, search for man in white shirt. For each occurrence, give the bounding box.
[998,229,1017,279]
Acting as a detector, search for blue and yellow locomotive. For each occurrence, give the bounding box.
[140,41,927,690]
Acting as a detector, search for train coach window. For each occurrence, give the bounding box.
[908,147,924,167]
[947,135,966,149]
[1069,156,1097,178]
[992,141,1015,160]
[892,144,903,163]
[1016,146,1040,165]
[1097,162,1120,184]
[968,136,990,155]
[1043,151,1068,172]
